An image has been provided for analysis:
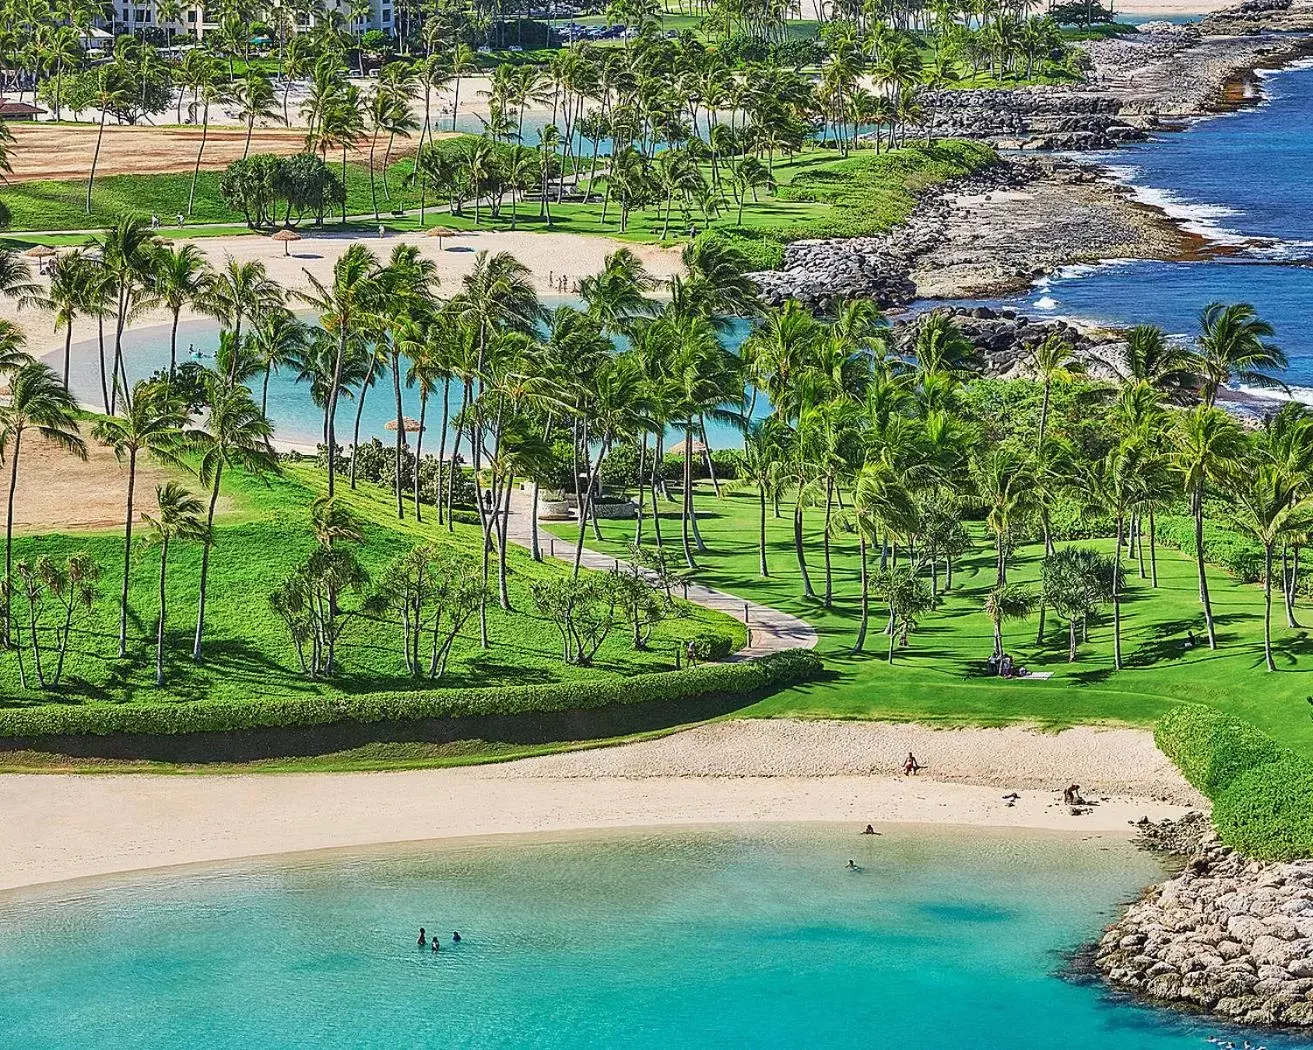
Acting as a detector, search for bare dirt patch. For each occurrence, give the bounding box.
[6,124,432,183]
[1,437,185,534]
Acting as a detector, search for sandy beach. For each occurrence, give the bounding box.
[0,720,1203,892]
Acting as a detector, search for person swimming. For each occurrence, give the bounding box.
[431,937,440,953]
[452,931,462,943]
[847,859,859,871]
[417,927,427,948]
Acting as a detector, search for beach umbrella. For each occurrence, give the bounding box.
[384,417,424,433]
[666,437,707,457]
[271,228,302,256]
[24,244,56,274]
[424,226,460,250]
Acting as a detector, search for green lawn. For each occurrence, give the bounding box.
[0,462,741,712]
[546,485,1313,757]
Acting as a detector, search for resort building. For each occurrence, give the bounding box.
[104,0,394,42]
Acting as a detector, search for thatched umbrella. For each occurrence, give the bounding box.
[666,437,707,457]
[424,226,460,250]
[24,244,56,274]
[384,417,424,433]
[271,228,303,256]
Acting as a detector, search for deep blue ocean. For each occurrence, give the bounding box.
[963,59,1313,397]
[3,824,1309,1050]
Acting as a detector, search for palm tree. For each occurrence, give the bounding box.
[192,376,279,662]
[1227,459,1313,672]
[970,446,1035,587]
[250,307,310,416]
[150,243,210,383]
[297,245,383,497]
[1088,440,1147,670]
[1171,406,1245,650]
[1196,301,1287,406]
[92,380,191,658]
[97,215,157,414]
[199,257,283,357]
[1028,333,1084,446]
[983,584,1035,670]
[449,42,478,132]
[185,53,223,217]
[143,482,209,687]
[233,65,281,159]
[1106,324,1198,396]
[0,363,86,640]
[848,458,917,654]
[32,248,92,391]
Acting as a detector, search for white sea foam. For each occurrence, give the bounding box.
[1033,296,1058,311]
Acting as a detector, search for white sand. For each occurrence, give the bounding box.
[3,227,683,362]
[0,720,1204,892]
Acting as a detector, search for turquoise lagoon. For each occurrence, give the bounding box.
[1,824,1307,1049]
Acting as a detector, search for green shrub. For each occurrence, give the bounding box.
[1155,515,1266,584]
[1155,705,1313,860]
[0,649,822,739]
[1155,705,1286,796]
[696,229,785,272]
[1214,756,1313,861]
[690,632,737,661]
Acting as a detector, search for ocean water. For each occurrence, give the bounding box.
[0,824,1300,1050]
[959,60,1313,389]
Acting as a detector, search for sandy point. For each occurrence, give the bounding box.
[0,720,1204,892]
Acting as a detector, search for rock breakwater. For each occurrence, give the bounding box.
[918,88,1148,150]
[1097,837,1313,1028]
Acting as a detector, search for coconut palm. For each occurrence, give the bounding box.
[449,42,478,132]
[192,376,279,662]
[196,257,285,379]
[1028,333,1084,446]
[0,248,41,310]
[96,214,158,414]
[31,250,91,391]
[1196,301,1287,406]
[983,584,1035,669]
[233,65,281,159]
[970,446,1035,587]
[150,242,210,383]
[1170,405,1245,650]
[0,363,86,640]
[143,482,210,687]
[296,244,383,497]
[249,307,310,416]
[92,380,192,658]
[847,458,917,654]
[1087,440,1148,670]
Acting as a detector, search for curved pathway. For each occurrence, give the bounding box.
[503,487,817,659]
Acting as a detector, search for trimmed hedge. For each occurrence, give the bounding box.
[1155,705,1313,861]
[0,648,822,740]
[1155,705,1285,797]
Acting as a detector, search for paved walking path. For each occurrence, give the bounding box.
[503,486,818,660]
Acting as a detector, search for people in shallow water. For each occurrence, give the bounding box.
[452,932,462,943]
[847,859,858,870]
[862,824,877,835]
[417,928,427,948]
[431,937,440,953]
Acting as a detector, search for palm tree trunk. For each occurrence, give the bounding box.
[680,424,697,570]
[187,102,209,217]
[1194,489,1217,649]
[392,351,406,519]
[192,461,223,661]
[155,536,169,687]
[1286,544,1302,628]
[1113,514,1123,670]
[435,376,450,525]
[1264,542,1276,672]
[822,477,833,607]
[1149,506,1158,588]
[413,392,427,521]
[853,530,868,653]
[794,484,814,598]
[759,484,769,577]
[118,450,137,658]
[4,429,21,645]
[97,315,110,413]
[86,104,108,213]
[348,358,375,491]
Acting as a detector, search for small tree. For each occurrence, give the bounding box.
[1040,547,1117,662]
[872,567,932,665]
[374,545,483,678]
[531,573,623,666]
[7,553,99,690]
[613,560,676,651]
[142,482,209,687]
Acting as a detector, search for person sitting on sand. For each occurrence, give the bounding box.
[903,752,922,775]
[1063,784,1086,806]
[417,927,427,948]
[862,824,877,835]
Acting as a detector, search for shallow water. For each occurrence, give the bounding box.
[0,824,1306,1049]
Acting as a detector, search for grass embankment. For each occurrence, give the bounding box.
[545,485,1313,759]
[0,156,427,233]
[0,462,741,711]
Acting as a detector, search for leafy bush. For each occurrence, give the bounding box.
[1155,706,1313,860]
[690,632,738,661]
[1155,515,1266,583]
[1155,705,1285,797]
[0,649,822,739]
[693,229,784,273]
[1213,756,1313,861]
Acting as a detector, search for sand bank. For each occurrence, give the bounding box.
[0,720,1203,892]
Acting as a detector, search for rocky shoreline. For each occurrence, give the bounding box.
[1096,835,1313,1028]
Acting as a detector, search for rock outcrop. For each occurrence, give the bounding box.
[1201,0,1313,34]
[1096,838,1313,1028]
[915,88,1149,150]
